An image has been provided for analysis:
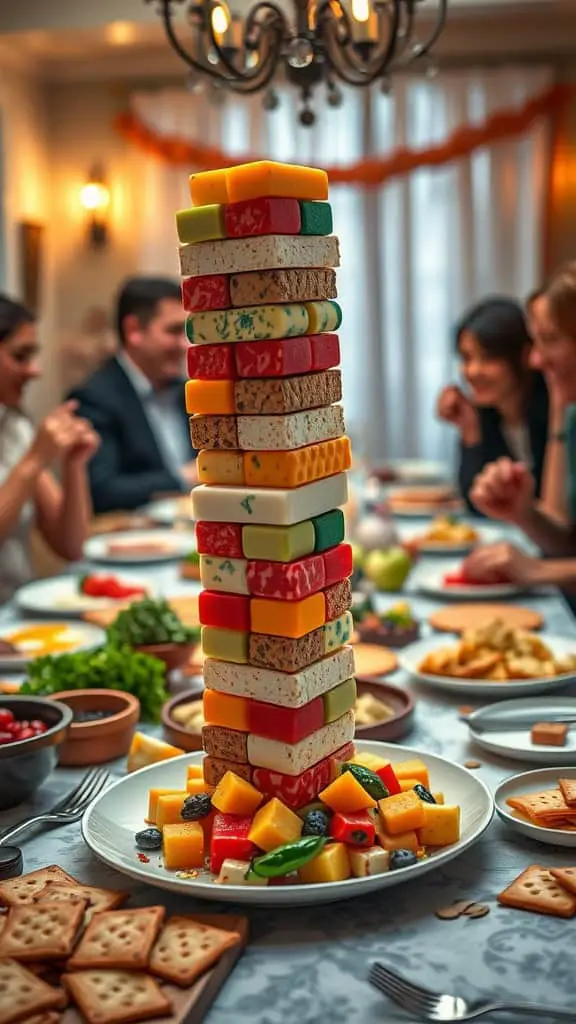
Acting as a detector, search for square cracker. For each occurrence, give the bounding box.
[63,969,172,1024]
[550,867,576,895]
[35,880,128,923]
[0,900,86,961]
[498,864,576,918]
[67,907,165,971]
[0,959,62,1024]
[149,915,241,987]
[0,866,77,907]
[559,778,576,807]
[506,789,576,821]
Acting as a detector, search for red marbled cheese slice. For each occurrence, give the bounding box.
[195,521,243,558]
[187,343,236,380]
[310,333,340,370]
[224,197,301,238]
[234,336,313,378]
[181,274,231,312]
[323,543,353,586]
[248,696,324,744]
[199,591,250,631]
[252,742,354,809]
[246,554,326,600]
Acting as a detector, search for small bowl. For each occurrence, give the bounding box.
[51,689,140,766]
[354,678,415,741]
[0,695,73,810]
[162,688,204,752]
[133,642,197,674]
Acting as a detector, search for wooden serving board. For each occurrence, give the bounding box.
[61,914,248,1024]
[429,603,544,635]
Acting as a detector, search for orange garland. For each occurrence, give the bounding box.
[115,83,576,187]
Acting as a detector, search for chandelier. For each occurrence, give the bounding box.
[145,1,448,124]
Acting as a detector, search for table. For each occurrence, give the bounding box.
[2,528,576,1023]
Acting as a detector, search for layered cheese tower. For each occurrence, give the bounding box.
[179,160,356,811]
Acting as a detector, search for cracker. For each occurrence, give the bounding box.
[149,915,241,987]
[506,788,575,821]
[549,867,576,895]
[498,864,576,918]
[0,901,86,961]
[559,778,576,807]
[35,881,128,923]
[0,866,77,907]
[63,969,172,1024]
[66,907,165,971]
[20,1015,61,1024]
[0,959,62,1024]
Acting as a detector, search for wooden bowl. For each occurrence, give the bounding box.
[51,689,140,766]
[133,642,197,674]
[354,677,415,741]
[162,688,204,752]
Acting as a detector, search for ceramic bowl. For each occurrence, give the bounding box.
[162,688,204,752]
[0,695,73,809]
[354,678,415,741]
[133,642,197,674]
[51,689,140,766]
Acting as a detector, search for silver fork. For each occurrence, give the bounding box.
[0,767,110,846]
[368,963,575,1021]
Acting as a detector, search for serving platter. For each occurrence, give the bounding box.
[15,575,149,618]
[415,567,523,600]
[82,739,493,907]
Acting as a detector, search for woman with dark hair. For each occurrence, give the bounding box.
[436,296,549,513]
[0,295,98,603]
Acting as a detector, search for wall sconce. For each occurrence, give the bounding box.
[79,166,110,248]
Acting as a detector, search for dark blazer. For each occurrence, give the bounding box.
[68,358,195,514]
[459,373,549,516]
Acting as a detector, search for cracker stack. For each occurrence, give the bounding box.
[178,160,356,809]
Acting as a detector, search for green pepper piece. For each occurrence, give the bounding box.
[340,763,388,801]
[250,836,327,878]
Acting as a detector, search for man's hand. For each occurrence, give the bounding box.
[462,542,540,586]
[470,457,535,524]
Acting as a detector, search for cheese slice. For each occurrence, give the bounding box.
[191,473,348,526]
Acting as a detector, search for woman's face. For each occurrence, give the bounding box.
[529,295,576,404]
[0,321,41,408]
[458,330,521,408]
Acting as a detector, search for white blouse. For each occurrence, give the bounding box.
[0,406,35,605]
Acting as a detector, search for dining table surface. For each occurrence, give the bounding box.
[1,511,576,1024]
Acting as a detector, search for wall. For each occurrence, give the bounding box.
[546,78,576,275]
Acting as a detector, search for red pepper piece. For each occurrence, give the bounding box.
[199,591,250,632]
[376,763,402,796]
[210,813,257,874]
[81,575,102,597]
[322,544,353,587]
[196,521,244,558]
[330,811,375,847]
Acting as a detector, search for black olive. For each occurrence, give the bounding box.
[135,827,162,850]
[181,793,212,821]
[390,849,418,870]
[413,784,436,804]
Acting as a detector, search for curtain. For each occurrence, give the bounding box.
[132,66,552,463]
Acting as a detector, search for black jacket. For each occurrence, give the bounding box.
[68,358,194,514]
[459,374,549,515]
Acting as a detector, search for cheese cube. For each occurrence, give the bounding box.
[227,160,328,203]
[216,858,269,886]
[203,690,249,732]
[248,797,303,851]
[378,791,426,835]
[189,168,228,205]
[176,204,224,244]
[155,792,188,828]
[393,759,431,788]
[417,804,461,847]
[298,842,350,884]
[211,771,264,817]
[201,626,248,663]
[349,846,390,877]
[250,592,326,638]
[200,555,249,595]
[162,822,204,870]
[185,380,235,415]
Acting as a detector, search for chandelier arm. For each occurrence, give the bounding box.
[388,0,416,65]
[320,2,402,86]
[413,0,449,56]
[205,1,285,85]
[154,0,227,81]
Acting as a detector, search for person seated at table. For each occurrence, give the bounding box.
[436,296,549,514]
[462,261,576,589]
[68,276,197,515]
[0,295,98,604]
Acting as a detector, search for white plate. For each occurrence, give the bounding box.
[467,698,576,764]
[400,634,576,697]
[0,621,105,671]
[82,739,493,907]
[84,530,195,565]
[495,767,576,847]
[142,497,193,526]
[401,525,500,557]
[15,575,150,619]
[415,566,523,600]
[390,460,450,484]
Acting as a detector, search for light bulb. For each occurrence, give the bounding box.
[80,182,110,212]
[211,4,230,36]
[352,0,370,22]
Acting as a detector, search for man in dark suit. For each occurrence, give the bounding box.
[69,277,196,513]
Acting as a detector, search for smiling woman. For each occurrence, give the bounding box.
[0,295,98,603]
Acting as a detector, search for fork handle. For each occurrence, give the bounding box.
[477,1003,574,1020]
[0,816,47,846]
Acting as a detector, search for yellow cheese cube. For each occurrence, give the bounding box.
[227,161,328,204]
[185,379,235,415]
[186,778,214,796]
[399,778,421,793]
[186,765,204,781]
[127,732,184,773]
[248,797,302,852]
[417,804,461,847]
[198,450,245,486]
[147,788,185,825]
[211,771,264,817]
[163,822,204,870]
[347,752,391,772]
[250,593,325,638]
[392,759,430,788]
[349,846,390,877]
[155,792,189,828]
[378,791,426,835]
[189,168,229,206]
[319,771,377,814]
[377,829,419,853]
[298,842,350,884]
[433,792,445,805]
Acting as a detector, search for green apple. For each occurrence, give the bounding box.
[363,547,412,592]
[350,542,365,571]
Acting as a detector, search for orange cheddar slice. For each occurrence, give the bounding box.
[185,379,235,415]
[189,168,229,206]
[250,592,325,638]
[227,161,328,204]
[198,450,245,486]
[244,437,351,488]
[203,689,250,731]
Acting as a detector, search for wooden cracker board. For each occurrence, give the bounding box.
[429,603,543,635]
[60,913,248,1024]
[82,595,200,630]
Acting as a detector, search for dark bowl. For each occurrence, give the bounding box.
[0,695,73,810]
[354,677,415,741]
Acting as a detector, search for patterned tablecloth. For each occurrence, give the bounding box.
[1,535,576,1023]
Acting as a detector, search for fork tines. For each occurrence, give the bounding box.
[368,962,437,1016]
[52,767,110,815]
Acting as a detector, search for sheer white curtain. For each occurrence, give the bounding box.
[132,66,552,461]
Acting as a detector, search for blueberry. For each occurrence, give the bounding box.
[390,849,418,870]
[135,827,162,850]
[181,793,212,821]
[302,810,330,837]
